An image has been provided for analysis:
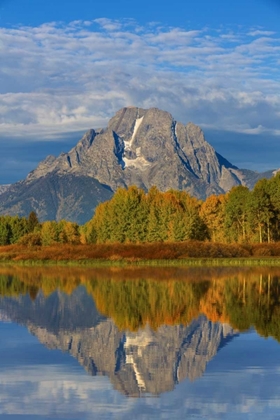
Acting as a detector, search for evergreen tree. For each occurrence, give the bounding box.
[27,211,39,233]
[0,217,12,245]
[9,216,28,244]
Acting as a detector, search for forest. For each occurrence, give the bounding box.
[0,173,280,247]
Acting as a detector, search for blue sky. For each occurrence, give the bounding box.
[0,0,280,183]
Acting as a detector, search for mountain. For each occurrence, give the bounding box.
[0,288,238,397]
[0,107,275,223]
[0,184,11,196]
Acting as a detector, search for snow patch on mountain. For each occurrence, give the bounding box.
[124,116,144,152]
[123,154,151,170]
[123,115,151,170]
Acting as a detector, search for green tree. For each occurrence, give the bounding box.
[41,221,59,245]
[267,173,280,240]
[249,179,274,243]
[0,217,12,245]
[9,216,28,244]
[87,186,208,244]
[27,211,39,233]
[225,186,251,242]
[62,221,81,244]
[146,189,171,242]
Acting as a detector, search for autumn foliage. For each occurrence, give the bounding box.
[83,174,280,245]
[1,173,280,252]
[1,266,280,342]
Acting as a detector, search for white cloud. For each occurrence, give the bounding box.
[248,30,276,36]
[0,20,279,141]
[1,355,280,419]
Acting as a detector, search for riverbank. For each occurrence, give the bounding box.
[0,241,280,266]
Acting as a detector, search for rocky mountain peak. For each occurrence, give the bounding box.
[0,106,275,223]
[65,129,97,169]
[75,129,96,150]
[186,121,204,137]
[21,106,243,191]
[26,154,57,182]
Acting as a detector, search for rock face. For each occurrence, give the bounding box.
[0,287,238,397]
[0,174,113,223]
[0,107,274,223]
[0,185,10,196]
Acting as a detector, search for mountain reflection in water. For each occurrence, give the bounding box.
[0,266,280,399]
[0,289,236,396]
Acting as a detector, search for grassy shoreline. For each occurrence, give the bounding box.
[1,257,280,268]
[0,242,280,267]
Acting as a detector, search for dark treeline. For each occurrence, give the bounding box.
[0,211,39,246]
[0,173,280,246]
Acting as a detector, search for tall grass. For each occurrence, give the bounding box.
[0,241,280,266]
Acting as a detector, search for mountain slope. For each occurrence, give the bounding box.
[0,107,275,223]
[0,173,113,223]
[0,185,11,196]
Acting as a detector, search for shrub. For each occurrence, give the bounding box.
[252,245,273,257]
[17,232,42,247]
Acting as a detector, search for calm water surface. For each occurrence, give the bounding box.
[0,265,280,419]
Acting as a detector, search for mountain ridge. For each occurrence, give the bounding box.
[0,106,275,223]
[0,185,11,196]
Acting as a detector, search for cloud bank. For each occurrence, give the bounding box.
[1,19,280,141]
